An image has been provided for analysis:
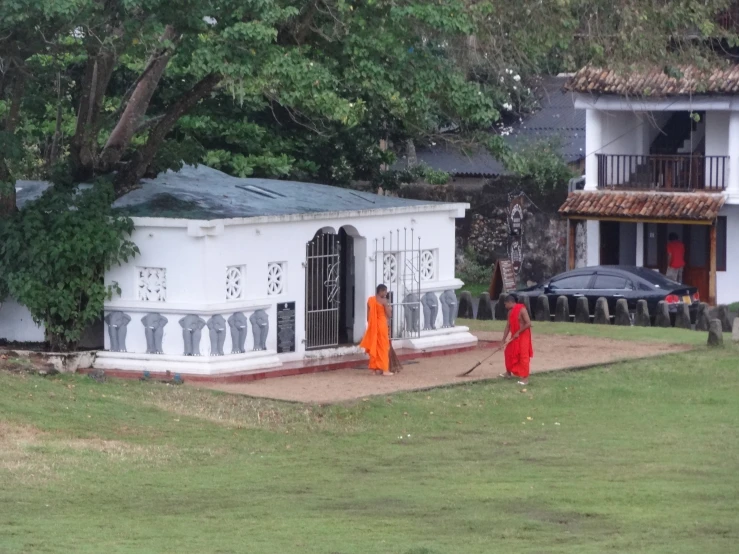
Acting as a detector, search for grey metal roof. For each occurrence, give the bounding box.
[14,180,53,209]
[403,75,584,177]
[16,165,440,220]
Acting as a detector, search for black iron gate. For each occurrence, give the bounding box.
[305,231,341,350]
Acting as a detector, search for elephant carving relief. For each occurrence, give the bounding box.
[179,314,206,356]
[141,313,168,354]
[228,312,248,354]
[104,311,131,352]
[249,310,269,351]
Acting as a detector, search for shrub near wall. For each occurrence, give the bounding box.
[0,181,138,351]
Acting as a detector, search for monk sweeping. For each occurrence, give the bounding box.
[501,294,533,385]
[359,284,394,376]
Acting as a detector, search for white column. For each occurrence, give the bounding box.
[726,111,739,194]
[584,109,602,191]
[635,223,645,267]
[586,220,600,266]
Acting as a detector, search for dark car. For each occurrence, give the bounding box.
[516,266,700,323]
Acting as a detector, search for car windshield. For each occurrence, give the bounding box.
[630,268,678,289]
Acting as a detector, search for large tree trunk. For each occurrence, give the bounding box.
[48,72,64,168]
[0,72,26,217]
[98,26,178,172]
[114,74,221,194]
[0,161,16,217]
[69,47,118,181]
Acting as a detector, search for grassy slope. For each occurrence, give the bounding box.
[1,325,737,554]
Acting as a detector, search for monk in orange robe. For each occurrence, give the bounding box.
[359,284,393,376]
[502,294,533,385]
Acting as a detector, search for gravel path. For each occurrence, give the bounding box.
[199,332,689,404]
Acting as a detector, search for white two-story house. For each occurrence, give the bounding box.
[559,65,739,305]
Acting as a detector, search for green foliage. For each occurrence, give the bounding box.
[3,0,736,193]
[0,182,138,351]
[503,139,576,194]
[456,246,492,287]
[373,163,450,191]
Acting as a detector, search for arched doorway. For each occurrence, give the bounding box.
[305,227,358,350]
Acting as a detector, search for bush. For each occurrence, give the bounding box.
[456,247,492,286]
[372,163,450,190]
[0,181,138,351]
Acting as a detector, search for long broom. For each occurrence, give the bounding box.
[457,344,505,377]
[389,343,403,373]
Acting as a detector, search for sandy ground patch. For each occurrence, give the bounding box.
[0,421,178,484]
[200,332,690,404]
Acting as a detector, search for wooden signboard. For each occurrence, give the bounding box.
[488,259,517,299]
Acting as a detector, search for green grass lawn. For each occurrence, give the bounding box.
[462,318,709,346]
[1,329,738,553]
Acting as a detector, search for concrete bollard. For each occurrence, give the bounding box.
[614,299,631,326]
[674,303,691,330]
[494,295,508,321]
[535,295,551,322]
[708,319,724,347]
[458,291,474,319]
[695,303,710,332]
[554,296,570,323]
[593,297,610,325]
[476,293,493,321]
[635,300,651,327]
[574,296,590,324]
[655,301,671,328]
[717,305,732,332]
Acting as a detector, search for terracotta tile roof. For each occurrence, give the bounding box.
[566,65,739,96]
[558,191,726,221]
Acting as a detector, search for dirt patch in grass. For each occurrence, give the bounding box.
[0,421,178,484]
[135,384,370,432]
[201,332,692,404]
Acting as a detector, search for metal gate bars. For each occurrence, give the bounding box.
[305,231,341,350]
[373,229,422,340]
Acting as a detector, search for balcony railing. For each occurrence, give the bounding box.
[596,154,728,191]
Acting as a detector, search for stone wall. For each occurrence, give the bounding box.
[398,180,568,286]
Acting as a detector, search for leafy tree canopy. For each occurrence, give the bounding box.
[1,0,737,209]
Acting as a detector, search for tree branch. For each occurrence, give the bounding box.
[4,71,26,133]
[69,44,118,179]
[98,25,179,172]
[114,74,221,193]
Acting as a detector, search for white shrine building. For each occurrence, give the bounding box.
[2,165,475,376]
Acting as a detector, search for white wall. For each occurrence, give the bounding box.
[717,205,739,304]
[0,299,45,343]
[705,111,730,157]
[586,220,600,266]
[635,223,645,266]
[601,111,642,155]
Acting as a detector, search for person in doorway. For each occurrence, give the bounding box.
[359,284,393,376]
[666,232,685,283]
[501,294,533,386]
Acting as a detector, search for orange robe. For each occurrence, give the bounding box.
[505,303,533,379]
[359,296,390,372]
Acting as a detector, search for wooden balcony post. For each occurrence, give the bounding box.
[568,218,576,270]
[709,220,717,306]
